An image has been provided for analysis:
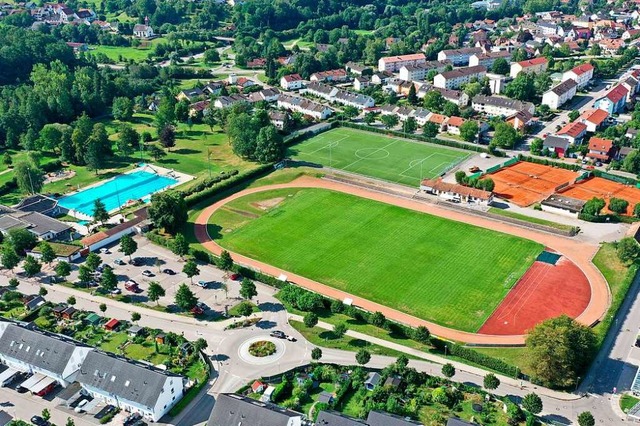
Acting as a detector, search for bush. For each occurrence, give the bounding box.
[517,154,582,171]
[181,170,239,197]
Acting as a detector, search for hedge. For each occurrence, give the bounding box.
[593,169,638,186]
[338,122,490,154]
[42,160,63,173]
[430,337,523,378]
[184,164,274,207]
[517,154,582,171]
[182,170,239,197]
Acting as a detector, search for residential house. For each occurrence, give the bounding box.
[485,73,510,95]
[412,108,431,126]
[398,61,450,81]
[557,121,587,144]
[371,72,392,85]
[280,74,304,91]
[316,410,366,426]
[78,351,184,422]
[345,62,369,75]
[353,76,371,91]
[378,53,426,72]
[567,27,591,40]
[15,194,60,217]
[540,194,586,219]
[0,207,72,241]
[446,116,466,135]
[437,47,484,66]
[598,38,625,54]
[416,85,469,106]
[626,128,638,140]
[434,65,487,89]
[420,179,494,205]
[543,135,571,157]
[510,57,548,78]
[594,85,628,114]
[251,381,266,394]
[268,111,289,130]
[364,372,381,391]
[542,78,577,109]
[537,21,564,36]
[586,137,617,162]
[176,88,203,102]
[188,100,210,117]
[132,24,153,38]
[471,95,535,117]
[579,109,609,132]
[24,295,45,311]
[0,321,93,388]
[202,81,224,96]
[246,58,266,68]
[277,94,333,120]
[468,51,512,68]
[622,76,640,102]
[66,42,88,52]
[506,110,534,130]
[305,82,374,109]
[427,113,449,131]
[618,146,635,161]
[622,29,640,40]
[248,88,280,103]
[309,69,348,83]
[208,393,303,426]
[213,94,247,109]
[562,63,594,89]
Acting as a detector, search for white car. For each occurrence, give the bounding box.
[100,248,111,254]
[110,288,121,295]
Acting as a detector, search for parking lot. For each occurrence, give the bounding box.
[65,236,250,319]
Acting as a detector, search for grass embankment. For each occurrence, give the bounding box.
[209,188,543,332]
[488,207,576,232]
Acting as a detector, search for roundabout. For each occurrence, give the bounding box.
[238,336,286,365]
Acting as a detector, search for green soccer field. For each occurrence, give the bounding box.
[288,128,472,186]
[210,188,543,332]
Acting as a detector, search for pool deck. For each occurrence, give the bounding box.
[59,164,194,219]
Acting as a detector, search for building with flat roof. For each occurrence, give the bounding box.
[0,206,71,241]
[541,194,586,218]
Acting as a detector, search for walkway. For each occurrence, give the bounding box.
[194,176,611,345]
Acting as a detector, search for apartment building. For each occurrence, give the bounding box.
[398,60,450,81]
[437,47,484,66]
[561,63,594,89]
[433,65,487,89]
[542,78,577,109]
[510,57,548,78]
[471,95,535,117]
[378,53,426,72]
[468,51,512,68]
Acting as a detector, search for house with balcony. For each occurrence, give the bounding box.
[562,63,594,89]
[594,85,628,114]
[510,57,548,78]
[433,65,487,90]
[586,137,616,162]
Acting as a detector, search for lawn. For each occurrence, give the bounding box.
[210,188,543,332]
[488,207,576,232]
[90,45,154,62]
[288,127,471,187]
[621,394,640,413]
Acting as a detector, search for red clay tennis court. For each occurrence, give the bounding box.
[478,253,591,336]
[490,162,579,207]
[560,177,640,215]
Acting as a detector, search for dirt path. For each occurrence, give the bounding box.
[194,176,610,345]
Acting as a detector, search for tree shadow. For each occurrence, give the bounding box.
[207,224,223,239]
[158,158,179,165]
[540,414,571,425]
[257,302,283,312]
[256,320,277,329]
[347,339,372,349]
[172,148,200,155]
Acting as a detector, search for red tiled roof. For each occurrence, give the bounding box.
[380,53,426,63]
[447,116,465,127]
[517,57,548,67]
[606,85,628,103]
[421,178,492,201]
[558,121,587,138]
[428,113,447,124]
[580,108,609,125]
[104,318,119,328]
[570,63,594,76]
[588,137,614,151]
[283,74,302,82]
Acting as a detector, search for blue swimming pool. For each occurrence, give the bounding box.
[58,170,178,216]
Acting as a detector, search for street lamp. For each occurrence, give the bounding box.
[444,345,448,357]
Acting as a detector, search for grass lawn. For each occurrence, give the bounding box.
[488,207,576,232]
[621,394,640,412]
[291,321,410,358]
[100,332,129,353]
[288,127,471,186]
[90,45,154,62]
[210,188,543,332]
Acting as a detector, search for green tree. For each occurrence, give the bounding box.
[364,112,376,125]
[171,233,190,258]
[41,409,51,421]
[119,234,138,262]
[93,199,109,225]
[623,150,640,174]
[608,197,629,215]
[99,303,107,313]
[203,112,217,133]
[423,122,439,137]
[182,260,200,284]
[505,73,536,102]
[148,144,167,161]
[582,197,606,216]
[407,84,418,105]
[303,312,319,328]
[441,363,455,378]
[402,117,418,134]
[464,81,483,98]
[492,58,510,75]
[255,125,284,163]
[218,250,233,270]
[522,393,542,414]
[634,203,640,218]
[371,311,386,328]
[443,102,459,117]
[112,97,134,121]
[236,301,254,318]
[8,278,18,287]
[194,337,208,352]
[459,120,479,142]
[14,161,44,194]
[55,261,71,278]
[617,237,640,263]
[23,255,41,277]
[66,417,75,426]
[381,114,399,129]
[147,281,166,305]
[311,347,322,360]
[84,134,104,174]
[413,325,430,344]
[117,124,139,157]
[38,242,56,265]
[131,312,141,322]
[356,349,371,365]
[333,322,347,338]
[159,125,176,151]
[240,278,257,300]
[67,296,76,305]
[175,283,198,310]
[2,244,20,271]
[148,191,187,234]
[85,252,102,271]
[483,373,500,390]
[9,228,37,254]
[530,138,543,155]
[577,411,595,426]
[78,265,93,284]
[100,266,117,292]
[424,90,444,111]
[2,152,12,167]
[526,315,597,388]
[204,48,220,64]
[568,110,580,122]
[492,122,519,148]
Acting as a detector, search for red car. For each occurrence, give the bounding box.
[190,306,204,315]
[229,273,240,280]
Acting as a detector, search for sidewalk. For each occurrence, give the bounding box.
[290,314,583,402]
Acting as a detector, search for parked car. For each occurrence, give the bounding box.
[94,405,117,420]
[196,280,209,288]
[100,248,111,254]
[163,268,176,275]
[31,416,49,426]
[190,306,204,315]
[130,257,143,266]
[114,258,126,266]
[110,288,122,295]
[270,330,286,339]
[286,335,297,342]
[125,280,141,293]
[74,399,89,413]
[49,276,64,284]
[123,413,142,426]
[229,273,241,280]
[141,270,154,277]
[196,302,208,311]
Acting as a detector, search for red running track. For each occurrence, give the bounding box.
[478,257,592,336]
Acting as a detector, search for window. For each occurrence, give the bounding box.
[125,380,130,387]
[111,376,116,382]
[170,388,174,394]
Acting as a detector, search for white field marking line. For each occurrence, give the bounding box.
[398,154,436,177]
[298,135,350,155]
[342,139,399,171]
